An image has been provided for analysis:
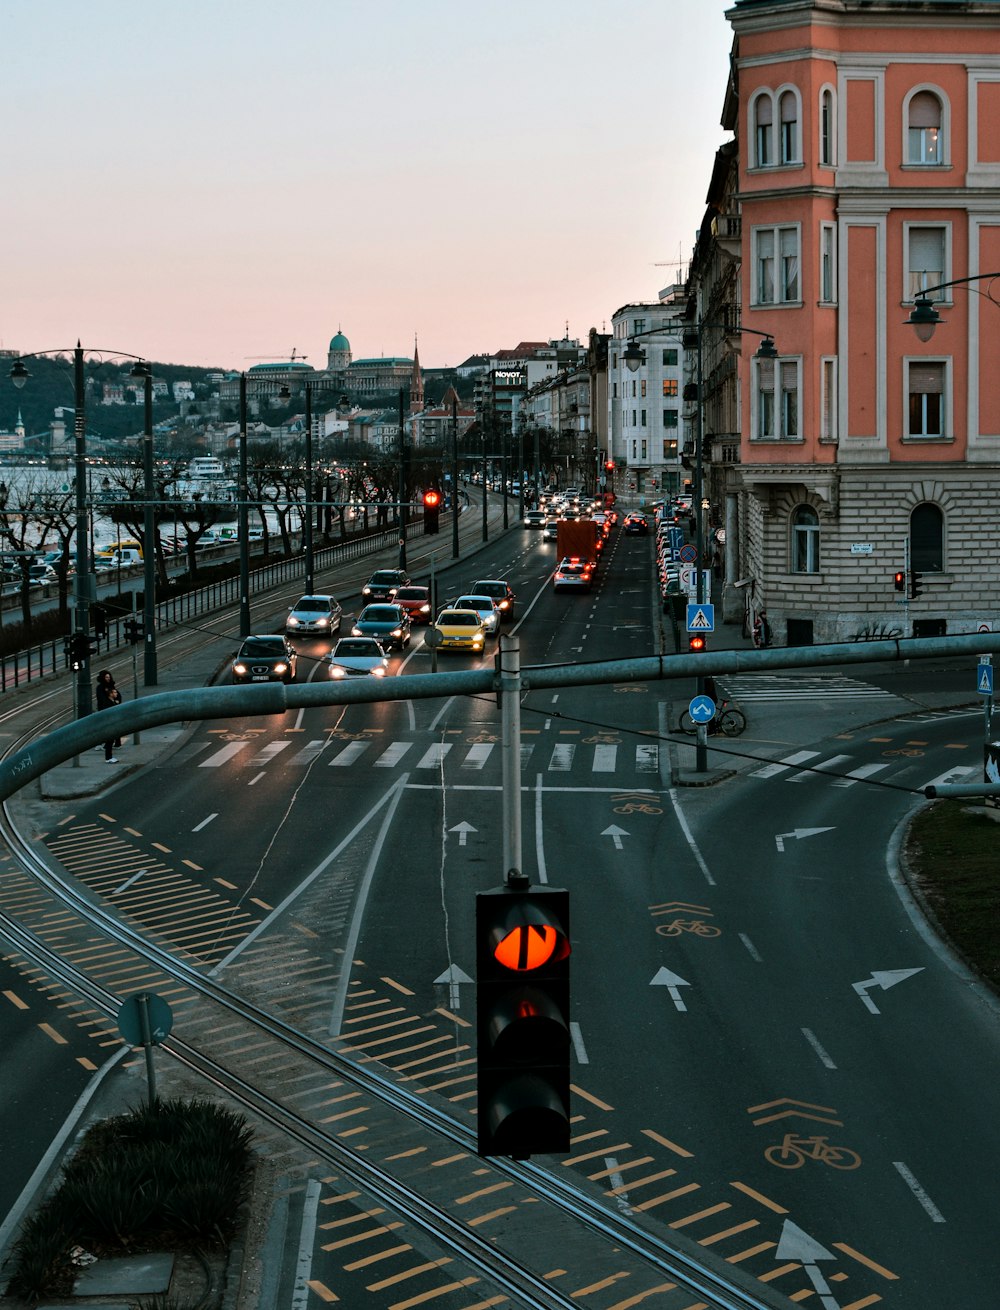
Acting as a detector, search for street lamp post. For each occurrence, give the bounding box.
[303,386,316,593]
[133,362,158,685]
[238,373,251,637]
[906,271,1000,340]
[397,387,408,571]
[451,394,460,561]
[10,342,157,714]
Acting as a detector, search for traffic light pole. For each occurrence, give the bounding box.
[499,634,522,882]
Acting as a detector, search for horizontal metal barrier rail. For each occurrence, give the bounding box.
[0,524,401,693]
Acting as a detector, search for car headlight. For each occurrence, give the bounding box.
[391,628,402,638]
[329,665,346,678]
[287,616,299,626]
[316,617,329,627]
[371,666,386,677]
[499,599,510,609]
[352,625,362,636]
[274,662,289,674]
[233,662,247,675]
[419,604,430,614]
[363,586,372,596]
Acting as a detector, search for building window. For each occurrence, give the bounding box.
[820,357,837,440]
[791,505,820,573]
[631,440,637,461]
[819,86,835,166]
[754,225,800,305]
[779,90,799,163]
[662,379,678,397]
[631,379,637,398]
[663,439,677,459]
[632,410,637,427]
[640,379,647,398]
[753,92,773,167]
[633,318,646,336]
[906,225,947,301]
[663,409,678,429]
[662,349,678,366]
[641,409,647,427]
[907,90,943,164]
[820,223,836,302]
[754,357,801,440]
[612,382,617,398]
[641,439,647,461]
[910,502,943,572]
[908,361,945,437]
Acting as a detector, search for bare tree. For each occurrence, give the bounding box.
[0,476,53,637]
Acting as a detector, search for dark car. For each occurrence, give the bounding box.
[362,569,410,601]
[471,578,515,621]
[352,603,412,650]
[232,634,297,684]
[623,513,649,535]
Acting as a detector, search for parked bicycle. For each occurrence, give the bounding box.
[678,701,747,737]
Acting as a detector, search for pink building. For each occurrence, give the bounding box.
[700,0,1000,644]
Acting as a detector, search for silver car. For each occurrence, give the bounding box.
[285,594,343,637]
[325,637,390,678]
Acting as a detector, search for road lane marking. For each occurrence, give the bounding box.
[667,789,716,887]
[199,742,245,767]
[892,1161,945,1222]
[192,813,217,832]
[801,1027,837,1069]
[569,1021,589,1064]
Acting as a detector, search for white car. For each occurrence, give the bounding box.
[286,594,343,637]
[325,637,390,678]
[451,594,500,635]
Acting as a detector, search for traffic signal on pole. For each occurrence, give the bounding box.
[476,881,571,1159]
[893,570,906,593]
[604,459,615,472]
[124,618,144,646]
[909,570,923,599]
[69,632,96,670]
[92,605,108,639]
[423,488,441,534]
[688,634,707,653]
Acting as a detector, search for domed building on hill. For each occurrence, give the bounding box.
[327,330,351,373]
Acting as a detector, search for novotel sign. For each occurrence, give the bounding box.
[494,370,525,385]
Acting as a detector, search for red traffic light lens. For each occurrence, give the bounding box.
[494,923,568,972]
[689,635,706,652]
[423,490,441,508]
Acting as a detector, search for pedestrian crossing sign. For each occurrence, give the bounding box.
[686,603,715,633]
[978,662,994,696]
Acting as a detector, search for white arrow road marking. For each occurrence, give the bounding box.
[775,825,835,852]
[853,967,925,1014]
[775,1220,841,1310]
[448,821,477,847]
[434,964,474,1010]
[602,824,630,850]
[650,966,691,1012]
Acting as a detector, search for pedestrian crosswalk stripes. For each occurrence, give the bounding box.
[722,673,899,701]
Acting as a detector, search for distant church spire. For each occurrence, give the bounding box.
[411,334,424,411]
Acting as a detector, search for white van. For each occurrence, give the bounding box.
[107,548,143,567]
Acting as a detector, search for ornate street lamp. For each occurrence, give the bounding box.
[905,272,1000,342]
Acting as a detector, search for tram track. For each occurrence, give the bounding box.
[0,697,785,1310]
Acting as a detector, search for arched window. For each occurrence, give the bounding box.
[910,503,944,572]
[908,91,942,164]
[791,505,820,573]
[753,94,773,167]
[779,91,799,164]
[819,87,835,166]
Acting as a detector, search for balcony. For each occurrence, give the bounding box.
[710,212,742,260]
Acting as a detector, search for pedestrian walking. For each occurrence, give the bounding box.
[95,669,121,763]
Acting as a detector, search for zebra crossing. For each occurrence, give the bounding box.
[184,735,665,779]
[721,673,900,702]
[750,747,976,790]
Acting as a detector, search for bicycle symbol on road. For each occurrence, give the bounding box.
[466,731,500,744]
[584,732,621,745]
[655,918,721,939]
[613,796,663,815]
[764,1133,861,1171]
[882,747,925,758]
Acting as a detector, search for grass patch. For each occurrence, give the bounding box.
[906,799,1000,990]
[3,1097,253,1304]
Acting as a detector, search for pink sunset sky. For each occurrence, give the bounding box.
[2,0,736,372]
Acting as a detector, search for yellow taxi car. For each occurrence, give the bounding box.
[432,607,487,653]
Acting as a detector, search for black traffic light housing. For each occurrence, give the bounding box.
[124,618,144,646]
[688,633,707,653]
[893,570,906,593]
[476,881,571,1159]
[423,488,441,534]
[69,631,97,670]
[909,569,923,599]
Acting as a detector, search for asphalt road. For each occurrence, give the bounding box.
[5,511,999,1308]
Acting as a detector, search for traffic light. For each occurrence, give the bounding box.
[476,881,571,1159]
[688,634,707,653]
[909,570,923,599]
[423,488,441,534]
[124,618,144,646]
[69,632,96,670]
[92,604,108,639]
[893,570,906,593]
[604,459,615,472]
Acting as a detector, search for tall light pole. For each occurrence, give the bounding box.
[132,361,158,685]
[397,387,408,571]
[238,373,251,637]
[451,394,460,561]
[303,385,316,593]
[11,342,154,715]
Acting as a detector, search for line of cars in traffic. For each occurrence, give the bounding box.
[231,569,517,684]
